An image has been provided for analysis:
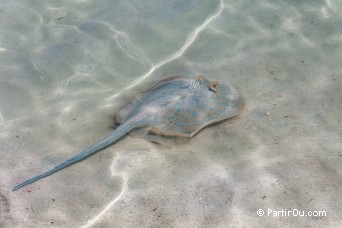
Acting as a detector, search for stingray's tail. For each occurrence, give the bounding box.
[13,121,141,191]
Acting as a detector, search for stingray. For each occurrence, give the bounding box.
[13,75,242,191]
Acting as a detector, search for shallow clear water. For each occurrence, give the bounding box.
[1,0,342,227]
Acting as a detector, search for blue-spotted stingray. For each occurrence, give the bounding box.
[13,75,243,191]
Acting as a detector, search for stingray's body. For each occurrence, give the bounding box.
[13,76,242,191]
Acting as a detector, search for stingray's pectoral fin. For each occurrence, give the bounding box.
[12,120,142,191]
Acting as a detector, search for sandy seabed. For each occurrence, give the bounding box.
[1,0,342,227]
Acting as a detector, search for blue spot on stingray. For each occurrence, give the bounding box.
[200,103,207,111]
[167,115,174,122]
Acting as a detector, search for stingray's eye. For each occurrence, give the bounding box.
[198,75,206,81]
[209,81,218,93]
